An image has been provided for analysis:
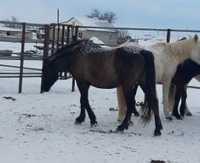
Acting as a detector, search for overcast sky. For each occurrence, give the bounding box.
[1,0,200,29]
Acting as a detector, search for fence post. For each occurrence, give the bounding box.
[57,23,60,49]
[166,28,171,43]
[18,23,26,93]
[40,25,50,93]
[61,25,65,48]
[51,24,56,54]
[66,26,70,45]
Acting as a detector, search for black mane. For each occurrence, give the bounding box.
[47,39,91,63]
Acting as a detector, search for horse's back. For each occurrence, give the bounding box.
[115,47,146,82]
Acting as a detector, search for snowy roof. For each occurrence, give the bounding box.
[0,24,22,32]
[62,17,117,32]
[89,37,104,44]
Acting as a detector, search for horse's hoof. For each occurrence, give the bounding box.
[116,124,128,132]
[186,112,192,116]
[90,120,97,127]
[75,116,85,124]
[176,116,183,120]
[166,116,173,121]
[154,129,161,136]
[133,111,140,117]
[129,120,134,126]
[90,121,98,127]
[172,113,182,120]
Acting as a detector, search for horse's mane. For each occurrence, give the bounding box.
[47,39,91,62]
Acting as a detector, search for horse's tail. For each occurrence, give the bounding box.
[140,50,158,122]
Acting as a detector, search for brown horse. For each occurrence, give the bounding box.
[41,39,163,136]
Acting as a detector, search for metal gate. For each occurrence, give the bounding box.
[41,24,79,92]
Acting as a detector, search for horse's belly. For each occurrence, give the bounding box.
[91,81,118,89]
[88,75,119,89]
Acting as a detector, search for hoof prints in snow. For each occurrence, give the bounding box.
[17,113,52,132]
[89,129,142,136]
[2,96,16,101]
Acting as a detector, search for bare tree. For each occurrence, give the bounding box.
[99,11,116,23]
[87,9,117,23]
[87,9,100,19]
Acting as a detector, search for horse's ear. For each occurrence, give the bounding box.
[194,34,198,42]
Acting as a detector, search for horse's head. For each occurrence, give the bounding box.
[41,40,85,93]
[190,35,200,64]
[41,59,59,93]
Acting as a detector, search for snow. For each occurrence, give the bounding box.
[90,37,105,44]
[0,24,22,32]
[0,59,199,163]
[0,42,42,53]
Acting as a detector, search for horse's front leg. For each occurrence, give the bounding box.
[180,86,192,117]
[85,96,97,126]
[163,81,173,120]
[172,86,182,120]
[76,81,97,126]
[75,93,86,124]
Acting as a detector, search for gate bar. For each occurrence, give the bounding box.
[18,23,26,93]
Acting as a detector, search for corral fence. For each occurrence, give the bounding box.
[0,20,200,93]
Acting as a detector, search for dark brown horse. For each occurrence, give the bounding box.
[41,39,162,136]
[171,59,200,119]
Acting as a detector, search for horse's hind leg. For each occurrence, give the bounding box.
[117,85,139,122]
[76,81,97,126]
[117,86,127,121]
[180,86,192,116]
[131,85,139,116]
[142,79,162,136]
[117,86,135,131]
[163,81,173,120]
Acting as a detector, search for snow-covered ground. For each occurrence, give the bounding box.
[0,59,200,163]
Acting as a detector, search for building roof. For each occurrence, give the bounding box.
[0,24,22,32]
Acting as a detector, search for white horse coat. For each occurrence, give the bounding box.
[118,35,200,120]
